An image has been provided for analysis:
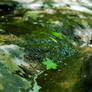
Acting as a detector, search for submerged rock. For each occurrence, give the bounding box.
[0,44,29,72]
[0,62,31,92]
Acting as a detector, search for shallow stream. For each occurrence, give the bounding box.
[1,1,92,92]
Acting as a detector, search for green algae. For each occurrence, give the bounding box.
[0,62,31,92]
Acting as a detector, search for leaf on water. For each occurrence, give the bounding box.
[51,31,62,38]
[42,58,57,70]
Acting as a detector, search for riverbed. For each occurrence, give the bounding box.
[0,1,92,92]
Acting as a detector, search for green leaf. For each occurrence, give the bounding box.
[51,31,62,38]
[42,58,57,70]
[0,38,5,41]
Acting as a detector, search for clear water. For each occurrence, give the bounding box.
[1,1,92,92]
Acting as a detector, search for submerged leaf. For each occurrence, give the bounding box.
[49,37,57,43]
[51,31,62,38]
[42,58,57,70]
